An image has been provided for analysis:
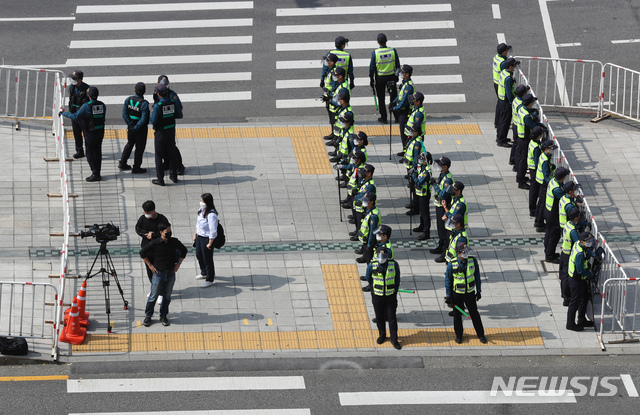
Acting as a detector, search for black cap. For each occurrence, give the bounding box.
[158,75,169,84]
[401,64,413,75]
[531,125,543,138]
[327,53,338,63]
[456,242,471,253]
[70,70,84,81]
[435,156,451,167]
[338,89,350,102]
[515,84,530,97]
[413,91,425,103]
[522,94,538,106]
[364,164,375,174]
[339,111,353,124]
[452,181,465,192]
[360,192,377,203]
[357,131,368,145]
[335,36,348,47]
[504,57,520,68]
[353,149,365,160]
[579,231,592,241]
[135,82,146,95]
[497,43,512,53]
[451,213,464,223]
[87,86,99,99]
[377,33,387,44]
[156,83,169,96]
[563,181,580,192]
[376,224,392,237]
[568,207,581,220]
[555,167,569,180]
[542,139,557,149]
[334,67,346,77]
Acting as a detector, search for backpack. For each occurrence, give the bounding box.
[0,336,29,356]
[213,222,225,249]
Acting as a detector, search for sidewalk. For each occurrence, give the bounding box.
[1,111,638,362]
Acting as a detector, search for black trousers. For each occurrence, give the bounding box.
[121,127,148,169]
[452,291,485,338]
[416,193,431,235]
[396,109,410,150]
[529,170,540,216]
[325,101,335,126]
[509,124,517,163]
[567,277,588,327]
[496,99,512,143]
[544,208,561,258]
[360,244,374,262]
[515,137,530,184]
[354,209,364,232]
[163,146,184,170]
[494,83,500,129]
[72,118,85,153]
[374,75,398,122]
[435,206,449,250]
[535,183,548,228]
[154,129,178,181]
[372,293,398,342]
[559,252,571,300]
[84,130,103,176]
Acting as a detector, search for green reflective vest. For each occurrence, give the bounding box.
[568,242,588,280]
[347,162,364,194]
[323,68,335,97]
[446,229,468,263]
[374,47,397,76]
[371,260,398,296]
[414,164,432,196]
[561,220,577,255]
[404,136,424,169]
[512,97,523,121]
[535,152,551,185]
[514,104,528,139]
[558,194,573,227]
[330,80,350,114]
[434,171,454,207]
[446,196,467,231]
[527,139,541,170]
[451,257,477,294]
[354,178,375,213]
[493,54,505,84]
[545,178,562,212]
[497,69,515,101]
[358,207,380,243]
[396,79,414,110]
[407,105,427,136]
[330,49,351,71]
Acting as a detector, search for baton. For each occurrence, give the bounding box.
[398,289,415,294]
[454,305,471,319]
[372,87,378,111]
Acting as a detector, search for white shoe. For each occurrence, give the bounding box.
[158,295,163,305]
[200,281,214,288]
[195,274,207,280]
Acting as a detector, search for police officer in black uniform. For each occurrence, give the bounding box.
[119,82,149,174]
[154,76,186,175]
[67,70,90,159]
[61,86,105,182]
[150,84,183,186]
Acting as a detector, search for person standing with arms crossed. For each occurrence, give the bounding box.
[194,193,219,289]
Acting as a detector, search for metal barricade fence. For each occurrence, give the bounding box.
[0,282,59,357]
[599,63,640,123]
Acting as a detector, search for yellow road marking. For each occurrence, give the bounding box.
[243,318,249,325]
[267,319,273,326]
[0,375,69,381]
[456,140,461,145]
[437,140,442,145]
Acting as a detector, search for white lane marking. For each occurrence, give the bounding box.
[70,36,253,49]
[611,39,640,44]
[67,376,304,393]
[276,4,451,16]
[556,42,581,47]
[276,94,465,109]
[65,53,252,67]
[277,38,457,52]
[276,75,462,89]
[277,56,459,70]
[276,21,454,34]
[76,2,254,13]
[339,391,577,405]
[538,0,569,105]
[69,410,311,415]
[620,374,639,398]
[87,73,252,86]
[99,91,251,105]
[73,18,253,32]
[0,16,75,21]
[492,4,501,19]
[497,33,506,44]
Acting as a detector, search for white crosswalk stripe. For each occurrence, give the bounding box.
[76,1,254,14]
[70,411,311,415]
[70,36,253,49]
[275,2,465,110]
[73,18,253,32]
[66,54,252,67]
[339,391,578,405]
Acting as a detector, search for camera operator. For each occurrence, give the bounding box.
[140,222,187,327]
[135,200,169,285]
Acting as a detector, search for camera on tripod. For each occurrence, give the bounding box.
[80,223,120,243]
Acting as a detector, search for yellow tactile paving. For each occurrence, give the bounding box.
[72,262,542,353]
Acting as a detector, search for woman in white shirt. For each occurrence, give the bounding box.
[193,193,219,288]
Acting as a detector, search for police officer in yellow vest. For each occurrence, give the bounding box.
[341,149,366,208]
[559,181,583,229]
[445,243,487,344]
[350,164,376,232]
[411,152,433,240]
[443,181,468,231]
[544,167,569,263]
[327,89,353,151]
[321,53,339,137]
[496,58,520,148]
[354,192,380,264]
[362,224,395,292]
[566,232,597,331]
[328,36,354,89]
[430,156,454,256]
[436,213,467,264]
[119,82,149,174]
[391,64,415,156]
[369,33,401,124]
[534,139,558,231]
[527,126,544,217]
[60,86,105,182]
[493,43,511,129]
[509,84,529,167]
[560,207,589,306]
[366,245,402,349]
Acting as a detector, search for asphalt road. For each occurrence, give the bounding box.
[1,355,638,414]
[1,0,639,123]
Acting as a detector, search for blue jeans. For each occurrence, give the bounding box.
[145,271,175,318]
[195,235,215,282]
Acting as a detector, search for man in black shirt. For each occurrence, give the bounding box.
[135,200,169,283]
[140,222,187,327]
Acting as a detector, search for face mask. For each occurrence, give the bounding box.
[200,202,207,209]
[164,231,172,238]
[447,186,456,195]
[583,238,594,248]
[332,75,338,82]
[353,139,361,146]
[69,79,77,86]
[376,234,382,241]
[144,213,153,219]
[434,165,442,174]
[460,252,469,259]
[378,253,388,264]
[336,121,346,130]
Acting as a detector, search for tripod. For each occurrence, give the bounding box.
[85,241,128,333]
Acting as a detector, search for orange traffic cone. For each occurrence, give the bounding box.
[59,296,86,345]
[65,280,90,326]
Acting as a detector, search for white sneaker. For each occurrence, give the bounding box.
[200,281,214,288]
[195,274,207,280]
[158,295,163,305]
